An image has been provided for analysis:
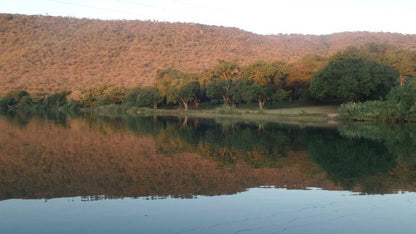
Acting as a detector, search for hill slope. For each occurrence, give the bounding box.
[1,13,416,94]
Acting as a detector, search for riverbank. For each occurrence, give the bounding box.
[91,105,340,127]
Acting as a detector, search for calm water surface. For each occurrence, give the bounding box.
[1,113,416,233]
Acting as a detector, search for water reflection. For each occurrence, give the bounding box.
[1,114,416,200]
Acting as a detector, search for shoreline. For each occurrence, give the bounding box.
[91,105,341,128]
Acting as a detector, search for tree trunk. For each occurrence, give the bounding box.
[182,100,188,110]
[400,74,404,86]
[258,100,265,109]
[223,95,228,106]
[194,99,200,109]
[153,101,158,109]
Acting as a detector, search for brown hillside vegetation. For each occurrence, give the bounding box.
[1,13,416,95]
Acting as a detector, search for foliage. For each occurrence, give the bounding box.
[339,81,416,122]
[79,86,127,108]
[339,101,401,121]
[1,13,416,96]
[386,80,416,111]
[310,54,399,102]
[126,87,163,109]
[0,90,78,112]
[286,54,328,100]
[0,90,30,109]
[155,68,192,96]
[242,60,287,86]
[206,79,237,106]
[178,81,202,109]
[240,61,290,108]
[242,84,273,109]
[203,60,240,81]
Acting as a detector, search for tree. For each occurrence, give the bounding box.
[42,91,71,110]
[155,68,190,96]
[206,79,236,106]
[103,86,127,105]
[286,54,328,100]
[80,86,109,107]
[209,60,240,80]
[126,87,163,109]
[310,56,399,102]
[155,68,200,109]
[139,87,163,109]
[243,61,287,86]
[333,44,416,86]
[241,61,289,108]
[0,90,31,110]
[242,84,271,109]
[168,86,191,110]
[178,81,202,109]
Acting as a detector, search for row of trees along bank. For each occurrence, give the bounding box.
[0,44,415,117]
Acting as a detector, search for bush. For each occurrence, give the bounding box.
[339,81,416,122]
[339,101,401,121]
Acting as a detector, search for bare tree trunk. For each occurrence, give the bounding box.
[400,74,404,86]
[182,100,188,110]
[223,95,228,106]
[259,100,265,109]
[194,98,200,109]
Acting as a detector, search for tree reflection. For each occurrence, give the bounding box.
[309,135,395,191]
[1,114,416,200]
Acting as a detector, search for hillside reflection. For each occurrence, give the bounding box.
[1,114,416,200]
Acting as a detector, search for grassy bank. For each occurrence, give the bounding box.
[90,104,340,127]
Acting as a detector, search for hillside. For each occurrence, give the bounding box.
[1,13,416,95]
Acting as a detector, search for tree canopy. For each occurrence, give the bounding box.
[310,55,399,102]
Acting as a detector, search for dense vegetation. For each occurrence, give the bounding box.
[0,90,79,113]
[310,57,398,102]
[1,43,415,121]
[1,13,415,120]
[1,13,416,96]
[339,81,416,122]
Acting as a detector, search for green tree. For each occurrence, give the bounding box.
[42,91,71,110]
[242,84,272,109]
[80,86,109,107]
[178,81,202,109]
[241,61,289,108]
[0,90,31,110]
[206,79,236,106]
[155,68,190,96]
[286,54,328,100]
[310,56,399,102]
[243,61,287,86]
[126,87,163,109]
[208,60,240,81]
